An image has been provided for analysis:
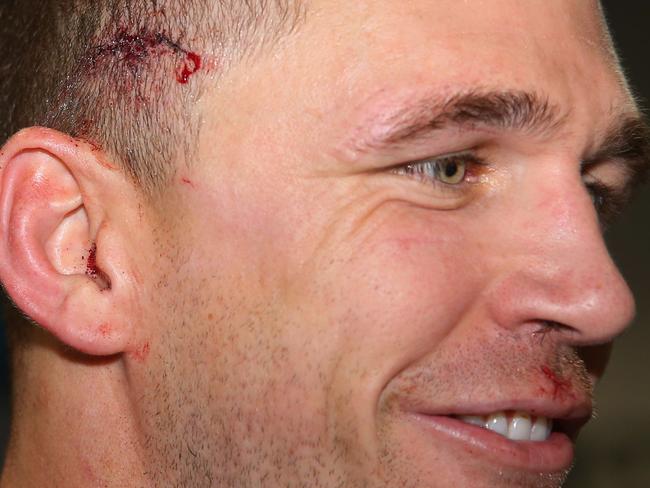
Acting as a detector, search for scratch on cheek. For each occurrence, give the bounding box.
[180,176,196,189]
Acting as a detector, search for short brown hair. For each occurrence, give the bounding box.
[0,0,305,194]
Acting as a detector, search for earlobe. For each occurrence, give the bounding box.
[0,128,136,356]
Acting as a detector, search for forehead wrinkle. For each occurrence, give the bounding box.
[344,88,569,157]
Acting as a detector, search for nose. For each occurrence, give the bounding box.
[484,164,635,347]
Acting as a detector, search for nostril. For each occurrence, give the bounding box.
[531,321,578,343]
[539,321,577,334]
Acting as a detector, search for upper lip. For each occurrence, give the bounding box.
[408,397,592,420]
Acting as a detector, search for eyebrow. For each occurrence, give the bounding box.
[584,114,650,192]
[354,89,568,151]
[351,88,650,189]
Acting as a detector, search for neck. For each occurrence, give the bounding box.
[0,328,146,488]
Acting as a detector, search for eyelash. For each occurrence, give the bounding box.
[391,153,485,192]
[583,177,627,229]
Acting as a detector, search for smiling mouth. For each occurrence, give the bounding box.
[400,397,593,472]
[454,411,552,441]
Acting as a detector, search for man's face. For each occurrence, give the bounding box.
[136,1,639,486]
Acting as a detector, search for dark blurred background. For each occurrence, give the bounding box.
[0,2,648,486]
[567,2,650,487]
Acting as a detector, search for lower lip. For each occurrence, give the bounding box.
[407,413,575,472]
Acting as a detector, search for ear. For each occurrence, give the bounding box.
[0,127,143,356]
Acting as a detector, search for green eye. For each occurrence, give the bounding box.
[437,158,467,185]
[392,153,480,189]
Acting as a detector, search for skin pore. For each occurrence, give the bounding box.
[0,0,647,487]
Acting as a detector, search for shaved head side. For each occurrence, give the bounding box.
[0,0,305,193]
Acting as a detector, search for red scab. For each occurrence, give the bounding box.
[86,244,98,278]
[98,323,112,337]
[131,342,151,363]
[176,52,201,84]
[180,177,196,188]
[541,366,572,400]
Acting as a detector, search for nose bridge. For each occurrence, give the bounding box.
[486,170,635,345]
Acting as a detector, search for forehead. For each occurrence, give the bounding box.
[305,0,615,64]
[299,0,623,101]
[318,0,612,43]
[203,0,635,165]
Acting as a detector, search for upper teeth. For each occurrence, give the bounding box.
[456,411,552,442]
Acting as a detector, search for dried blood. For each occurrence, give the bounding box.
[176,52,202,84]
[86,244,98,278]
[541,365,571,399]
[87,29,202,84]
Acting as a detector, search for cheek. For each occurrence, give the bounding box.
[274,209,489,464]
[355,222,478,332]
[307,211,487,394]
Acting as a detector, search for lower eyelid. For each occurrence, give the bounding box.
[390,169,477,198]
